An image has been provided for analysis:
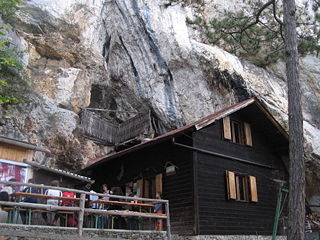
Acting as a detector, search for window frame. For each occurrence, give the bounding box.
[226,170,258,203]
[222,117,253,147]
[230,119,245,145]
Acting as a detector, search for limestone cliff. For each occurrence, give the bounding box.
[0,0,319,196]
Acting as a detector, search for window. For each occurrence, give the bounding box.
[231,120,245,144]
[222,116,253,146]
[226,170,258,202]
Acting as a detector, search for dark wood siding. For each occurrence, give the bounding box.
[92,138,195,235]
[163,145,194,235]
[194,115,288,235]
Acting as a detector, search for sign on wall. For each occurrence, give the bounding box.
[0,159,28,191]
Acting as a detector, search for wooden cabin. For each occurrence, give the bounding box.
[0,136,50,186]
[0,136,92,188]
[82,98,288,236]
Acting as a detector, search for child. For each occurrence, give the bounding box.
[154,192,164,231]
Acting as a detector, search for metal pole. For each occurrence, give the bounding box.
[78,193,86,236]
[272,182,284,240]
[165,201,171,240]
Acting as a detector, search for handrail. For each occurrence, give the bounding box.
[0,181,171,240]
[0,181,167,203]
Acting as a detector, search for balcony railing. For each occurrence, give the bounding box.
[80,110,153,145]
[0,181,171,240]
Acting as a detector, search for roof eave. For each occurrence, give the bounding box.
[0,136,52,154]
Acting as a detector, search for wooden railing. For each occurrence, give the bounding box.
[80,110,153,145]
[0,181,171,240]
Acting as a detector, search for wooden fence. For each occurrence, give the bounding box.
[80,110,153,145]
[0,181,171,240]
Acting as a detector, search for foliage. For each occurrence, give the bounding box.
[0,0,30,106]
[0,0,22,21]
[163,0,204,8]
[0,79,19,104]
[186,0,320,66]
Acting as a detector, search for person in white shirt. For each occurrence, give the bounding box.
[42,180,62,225]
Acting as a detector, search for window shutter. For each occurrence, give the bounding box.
[226,171,236,200]
[144,179,150,198]
[223,117,232,140]
[249,176,258,202]
[155,173,163,194]
[136,179,143,197]
[244,122,253,146]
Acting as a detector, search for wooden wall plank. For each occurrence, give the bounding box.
[194,116,288,235]
[0,145,29,162]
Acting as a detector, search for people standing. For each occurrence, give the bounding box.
[98,184,112,229]
[76,183,91,227]
[110,187,126,229]
[126,188,139,230]
[154,192,164,231]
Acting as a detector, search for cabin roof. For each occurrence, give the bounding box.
[25,160,94,183]
[0,136,51,154]
[83,97,288,170]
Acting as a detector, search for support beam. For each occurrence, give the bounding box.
[78,193,85,236]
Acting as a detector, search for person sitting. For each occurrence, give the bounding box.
[1,178,17,201]
[0,191,9,223]
[20,178,40,224]
[61,184,78,227]
[42,180,62,225]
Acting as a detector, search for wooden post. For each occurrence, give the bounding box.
[272,182,283,240]
[78,193,85,236]
[165,201,171,240]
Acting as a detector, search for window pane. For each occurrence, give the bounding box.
[231,120,244,144]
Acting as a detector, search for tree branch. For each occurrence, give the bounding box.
[225,0,275,34]
[272,0,285,41]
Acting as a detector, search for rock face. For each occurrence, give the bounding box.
[0,0,319,194]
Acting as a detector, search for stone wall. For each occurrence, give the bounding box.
[172,235,287,240]
[0,224,166,240]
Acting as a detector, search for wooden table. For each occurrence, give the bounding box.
[12,192,80,202]
[89,199,155,230]
[89,199,154,208]
[8,192,80,225]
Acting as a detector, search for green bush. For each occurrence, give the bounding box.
[0,0,30,106]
